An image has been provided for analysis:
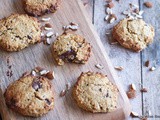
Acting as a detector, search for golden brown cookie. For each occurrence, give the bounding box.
[4,75,54,117]
[23,0,61,16]
[112,18,155,52]
[73,72,119,113]
[52,33,91,65]
[0,14,41,52]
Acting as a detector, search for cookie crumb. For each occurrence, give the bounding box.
[145,60,149,67]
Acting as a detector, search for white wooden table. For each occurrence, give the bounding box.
[82,0,160,119]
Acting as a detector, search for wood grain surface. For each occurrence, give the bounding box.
[0,0,131,120]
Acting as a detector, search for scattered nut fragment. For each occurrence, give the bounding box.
[140,88,148,92]
[45,71,54,80]
[104,15,110,21]
[109,17,115,23]
[110,14,117,20]
[45,23,52,28]
[46,31,54,38]
[149,67,156,71]
[144,2,153,8]
[46,38,51,45]
[106,7,113,15]
[31,70,37,76]
[60,89,67,97]
[107,2,114,8]
[41,17,51,22]
[69,25,79,31]
[63,22,79,31]
[130,83,136,90]
[40,69,49,75]
[114,66,123,71]
[95,64,104,69]
[127,90,136,99]
[35,66,44,72]
[127,84,136,99]
[44,27,53,31]
[130,111,139,118]
[66,82,71,91]
[145,60,149,67]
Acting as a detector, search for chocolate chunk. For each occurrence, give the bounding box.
[106,93,109,97]
[99,88,102,92]
[45,99,51,105]
[32,78,42,91]
[60,49,76,62]
[27,35,32,39]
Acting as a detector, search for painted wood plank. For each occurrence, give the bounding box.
[0,0,131,120]
[93,0,142,118]
[140,0,160,119]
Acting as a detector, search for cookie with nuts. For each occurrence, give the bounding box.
[112,18,155,52]
[72,72,119,113]
[4,75,54,117]
[0,14,41,52]
[23,0,61,16]
[52,33,91,65]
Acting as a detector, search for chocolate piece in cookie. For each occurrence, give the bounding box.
[23,0,61,16]
[0,14,41,52]
[112,18,155,52]
[52,33,91,65]
[4,75,54,117]
[73,72,119,113]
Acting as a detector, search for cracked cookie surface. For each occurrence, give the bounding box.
[52,33,91,65]
[4,75,54,117]
[112,18,155,52]
[0,14,41,52]
[23,0,61,16]
[73,72,119,113]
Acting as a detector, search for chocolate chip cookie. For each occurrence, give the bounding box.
[23,0,61,16]
[52,33,91,65]
[73,72,119,113]
[0,14,41,52]
[112,18,155,52]
[4,75,54,117]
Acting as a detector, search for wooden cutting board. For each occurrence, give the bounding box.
[0,0,131,120]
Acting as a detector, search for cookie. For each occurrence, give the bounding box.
[73,72,119,113]
[112,18,155,52]
[23,0,61,16]
[0,14,41,52]
[52,33,91,65]
[4,75,54,117]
